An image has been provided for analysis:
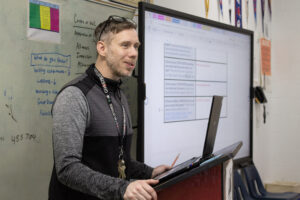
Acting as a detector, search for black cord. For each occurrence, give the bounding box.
[263,104,266,123]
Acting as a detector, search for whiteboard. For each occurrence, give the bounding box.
[0,0,134,199]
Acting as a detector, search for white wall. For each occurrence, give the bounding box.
[153,0,300,184]
[254,0,300,183]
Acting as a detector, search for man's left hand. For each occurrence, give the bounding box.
[151,165,171,178]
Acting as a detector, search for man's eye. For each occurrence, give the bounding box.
[122,43,129,47]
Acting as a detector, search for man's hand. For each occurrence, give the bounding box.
[151,165,171,178]
[123,179,159,200]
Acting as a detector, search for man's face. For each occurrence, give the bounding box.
[105,29,140,80]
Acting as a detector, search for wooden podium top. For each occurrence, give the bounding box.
[154,141,242,191]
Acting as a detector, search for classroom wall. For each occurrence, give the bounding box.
[1,1,298,199]
[254,0,300,184]
[153,0,300,184]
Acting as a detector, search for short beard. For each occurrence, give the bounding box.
[106,60,132,79]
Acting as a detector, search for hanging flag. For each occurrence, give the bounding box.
[205,0,210,18]
[29,0,59,32]
[219,0,223,16]
[268,0,272,19]
[261,0,265,33]
[235,0,242,28]
[253,0,257,25]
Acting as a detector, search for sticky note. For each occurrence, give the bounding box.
[40,5,51,30]
[29,3,41,29]
[50,8,59,32]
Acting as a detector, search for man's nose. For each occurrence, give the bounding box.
[128,46,138,58]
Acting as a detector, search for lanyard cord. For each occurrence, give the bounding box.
[94,67,126,159]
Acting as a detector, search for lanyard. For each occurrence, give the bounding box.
[94,67,127,159]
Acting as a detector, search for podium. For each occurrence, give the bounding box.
[155,142,242,200]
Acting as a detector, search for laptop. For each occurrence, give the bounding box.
[153,95,223,183]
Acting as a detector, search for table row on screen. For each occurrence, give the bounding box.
[164,96,227,122]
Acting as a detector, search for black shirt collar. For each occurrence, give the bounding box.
[86,64,122,92]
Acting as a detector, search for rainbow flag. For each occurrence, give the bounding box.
[29,0,59,32]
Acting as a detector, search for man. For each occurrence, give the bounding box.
[49,16,170,200]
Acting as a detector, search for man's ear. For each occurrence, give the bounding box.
[96,41,106,57]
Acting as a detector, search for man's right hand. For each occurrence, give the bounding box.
[123,179,159,200]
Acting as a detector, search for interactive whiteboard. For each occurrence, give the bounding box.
[137,2,253,167]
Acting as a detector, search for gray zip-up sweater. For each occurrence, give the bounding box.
[49,64,153,200]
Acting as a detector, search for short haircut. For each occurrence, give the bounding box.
[94,16,137,43]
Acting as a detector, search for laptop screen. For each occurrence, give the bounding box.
[202,96,223,158]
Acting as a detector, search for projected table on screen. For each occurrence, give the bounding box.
[164,43,227,122]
